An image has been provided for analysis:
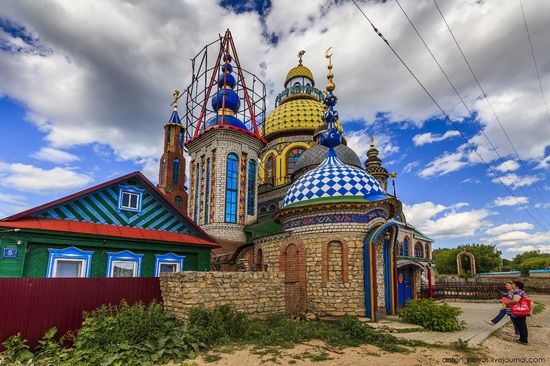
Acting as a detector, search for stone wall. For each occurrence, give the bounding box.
[160,271,285,320]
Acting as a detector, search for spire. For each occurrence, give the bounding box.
[168,89,182,124]
[319,47,342,149]
[365,135,390,192]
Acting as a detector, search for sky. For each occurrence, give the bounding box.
[0,0,549,259]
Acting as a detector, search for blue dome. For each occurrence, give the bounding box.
[205,115,247,130]
[218,73,236,88]
[211,88,240,112]
[282,148,387,208]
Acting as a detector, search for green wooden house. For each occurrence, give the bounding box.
[0,172,218,278]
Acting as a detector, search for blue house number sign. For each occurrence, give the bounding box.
[2,248,18,258]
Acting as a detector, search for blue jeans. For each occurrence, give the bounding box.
[491,310,519,334]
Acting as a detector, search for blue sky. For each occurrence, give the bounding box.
[0,0,549,258]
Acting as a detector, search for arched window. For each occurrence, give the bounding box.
[205,158,211,224]
[178,131,183,149]
[415,242,423,258]
[160,158,166,184]
[265,155,275,185]
[255,248,263,271]
[247,160,256,216]
[194,161,201,222]
[225,153,238,223]
[425,243,430,259]
[167,129,171,146]
[287,147,305,176]
[172,158,180,185]
[327,241,343,282]
[398,243,404,256]
[175,196,182,209]
[259,206,267,215]
[268,204,277,212]
[403,238,409,256]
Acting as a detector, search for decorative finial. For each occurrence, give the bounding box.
[173,89,180,110]
[298,50,305,65]
[325,47,335,92]
[370,136,375,148]
[390,172,397,179]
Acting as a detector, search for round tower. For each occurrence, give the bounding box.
[184,30,266,243]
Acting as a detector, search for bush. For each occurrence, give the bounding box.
[398,299,465,332]
[70,299,202,365]
[187,304,250,346]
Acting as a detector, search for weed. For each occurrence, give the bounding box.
[203,353,222,362]
[531,302,545,315]
[398,299,465,332]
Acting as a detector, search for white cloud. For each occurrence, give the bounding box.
[492,173,540,190]
[30,147,80,164]
[412,130,460,146]
[493,196,529,207]
[402,161,420,175]
[418,148,469,178]
[493,160,520,173]
[0,162,92,193]
[484,222,534,235]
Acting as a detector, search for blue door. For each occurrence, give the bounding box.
[397,267,412,306]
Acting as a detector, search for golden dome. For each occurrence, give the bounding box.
[261,98,342,140]
[284,65,315,86]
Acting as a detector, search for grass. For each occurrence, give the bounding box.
[531,302,545,315]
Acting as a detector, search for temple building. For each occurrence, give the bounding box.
[181,30,434,319]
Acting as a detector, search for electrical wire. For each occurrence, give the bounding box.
[432,0,550,223]
[350,0,548,231]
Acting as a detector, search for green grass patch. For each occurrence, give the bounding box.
[531,302,545,315]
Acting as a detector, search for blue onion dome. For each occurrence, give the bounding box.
[211,88,240,113]
[206,52,246,129]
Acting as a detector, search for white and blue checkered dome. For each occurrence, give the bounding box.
[282,148,387,208]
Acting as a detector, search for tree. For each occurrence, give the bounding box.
[432,244,502,275]
[509,251,550,275]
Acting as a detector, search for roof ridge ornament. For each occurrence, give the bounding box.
[298,50,305,65]
[173,89,180,110]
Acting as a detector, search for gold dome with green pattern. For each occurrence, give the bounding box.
[261,98,342,140]
[284,65,315,87]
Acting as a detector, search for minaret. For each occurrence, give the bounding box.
[158,90,188,213]
[365,136,390,193]
[184,30,265,242]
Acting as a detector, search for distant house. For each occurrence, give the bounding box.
[0,172,218,278]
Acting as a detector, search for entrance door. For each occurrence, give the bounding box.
[397,267,412,306]
[284,244,301,315]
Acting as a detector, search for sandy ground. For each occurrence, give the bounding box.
[173,295,550,366]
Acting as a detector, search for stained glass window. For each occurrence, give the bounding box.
[225,153,238,223]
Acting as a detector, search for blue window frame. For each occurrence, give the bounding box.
[398,243,404,256]
[118,185,144,213]
[47,247,93,278]
[194,161,201,222]
[106,250,143,277]
[247,159,256,216]
[178,131,183,149]
[403,238,409,256]
[225,153,238,223]
[172,158,180,185]
[154,253,185,276]
[205,158,211,224]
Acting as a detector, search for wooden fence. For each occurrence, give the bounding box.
[0,277,161,350]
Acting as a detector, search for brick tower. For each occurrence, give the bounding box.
[158,90,188,213]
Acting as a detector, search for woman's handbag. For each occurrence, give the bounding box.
[509,297,531,317]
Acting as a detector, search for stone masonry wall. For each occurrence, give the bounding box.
[160,271,285,320]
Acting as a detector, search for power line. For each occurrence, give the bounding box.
[520,0,550,127]
[350,0,548,231]
[431,0,550,223]
[393,0,550,227]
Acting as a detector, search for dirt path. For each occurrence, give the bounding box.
[182,295,550,366]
